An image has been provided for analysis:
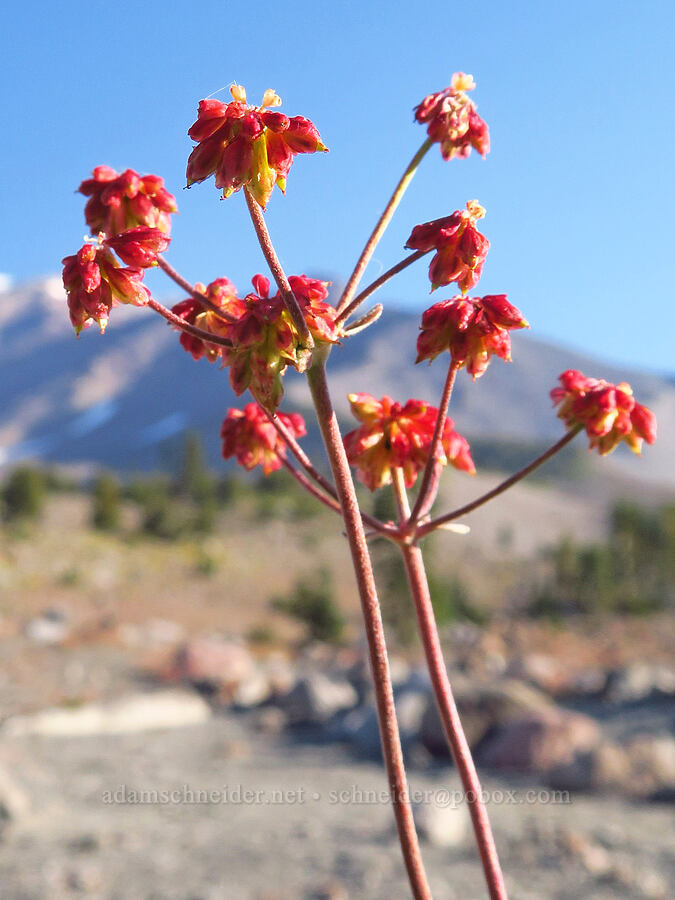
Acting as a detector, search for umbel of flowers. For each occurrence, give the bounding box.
[61,74,657,900]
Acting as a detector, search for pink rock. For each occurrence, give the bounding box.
[163,639,255,691]
[477,710,600,773]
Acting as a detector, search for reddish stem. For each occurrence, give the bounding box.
[392,469,508,900]
[280,456,342,515]
[308,355,431,900]
[416,427,583,540]
[337,138,433,315]
[156,256,237,322]
[342,303,383,336]
[408,361,459,525]
[244,188,314,352]
[336,250,428,326]
[267,412,397,539]
[147,297,232,348]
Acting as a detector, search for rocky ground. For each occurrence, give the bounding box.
[1,494,673,898]
[0,623,673,899]
[0,704,673,900]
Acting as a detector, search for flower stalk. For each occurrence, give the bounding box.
[337,138,432,315]
[416,426,583,540]
[308,355,432,899]
[244,187,314,354]
[392,469,508,900]
[408,361,459,525]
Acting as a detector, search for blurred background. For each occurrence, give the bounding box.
[0,1,673,897]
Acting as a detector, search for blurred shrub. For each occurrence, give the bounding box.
[272,569,345,643]
[529,501,674,618]
[374,540,483,646]
[2,466,47,521]
[91,472,121,530]
[255,469,323,520]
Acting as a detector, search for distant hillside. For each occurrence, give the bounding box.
[1,278,673,489]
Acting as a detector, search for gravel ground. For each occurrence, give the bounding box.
[0,711,672,899]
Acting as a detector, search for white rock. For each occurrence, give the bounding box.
[414,796,470,848]
[2,690,210,738]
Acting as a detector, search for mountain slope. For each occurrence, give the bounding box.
[1,278,672,487]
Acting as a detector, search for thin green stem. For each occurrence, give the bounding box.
[337,138,433,315]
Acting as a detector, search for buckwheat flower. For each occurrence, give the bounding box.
[551,370,657,455]
[221,403,306,474]
[416,294,529,379]
[105,227,171,268]
[415,72,490,161]
[287,275,341,344]
[78,167,177,237]
[171,277,243,361]
[406,201,489,292]
[217,275,304,412]
[62,243,149,335]
[343,393,475,491]
[186,85,328,208]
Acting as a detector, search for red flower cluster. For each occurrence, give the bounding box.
[551,370,657,456]
[172,277,243,361]
[172,274,340,412]
[105,226,170,268]
[415,73,489,161]
[406,201,489,293]
[221,403,306,475]
[78,166,177,237]
[343,393,475,491]
[62,244,150,335]
[416,294,529,379]
[186,85,328,208]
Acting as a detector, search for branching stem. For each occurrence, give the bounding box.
[416,427,583,539]
[337,138,433,315]
[391,468,508,900]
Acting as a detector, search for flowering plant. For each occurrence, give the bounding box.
[62,74,656,900]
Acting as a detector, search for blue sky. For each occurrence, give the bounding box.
[1,0,673,373]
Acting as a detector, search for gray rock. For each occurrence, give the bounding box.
[0,764,30,822]
[24,608,70,645]
[419,676,554,758]
[280,674,358,725]
[603,663,675,704]
[548,741,632,793]
[231,670,272,708]
[625,735,675,800]
[340,689,428,760]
